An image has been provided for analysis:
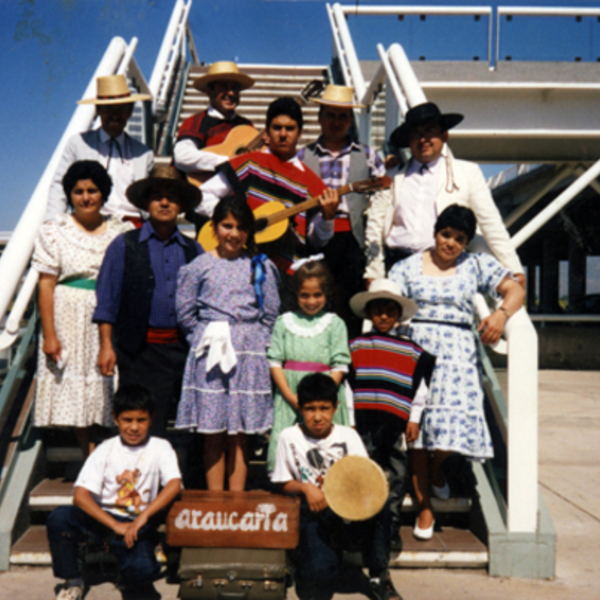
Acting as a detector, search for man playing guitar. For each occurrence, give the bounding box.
[173,61,255,176]
[197,97,339,277]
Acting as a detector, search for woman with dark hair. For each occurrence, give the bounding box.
[175,195,280,491]
[389,204,525,540]
[33,160,133,457]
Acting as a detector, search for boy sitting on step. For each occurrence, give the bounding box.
[271,372,402,600]
[46,385,182,600]
[349,279,436,549]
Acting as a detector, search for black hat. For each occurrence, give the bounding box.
[390,102,464,148]
[126,165,201,213]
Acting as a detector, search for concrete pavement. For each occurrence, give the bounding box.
[1,370,599,600]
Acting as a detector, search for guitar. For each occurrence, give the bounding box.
[187,80,324,188]
[198,176,392,252]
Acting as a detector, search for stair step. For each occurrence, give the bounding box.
[10,526,167,566]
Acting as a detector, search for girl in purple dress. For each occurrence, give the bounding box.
[175,196,280,491]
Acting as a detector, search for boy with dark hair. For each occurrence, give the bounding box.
[197,97,339,273]
[46,385,182,600]
[271,373,401,600]
[349,279,436,547]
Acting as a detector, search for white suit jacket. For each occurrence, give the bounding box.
[364,146,523,279]
[46,129,154,221]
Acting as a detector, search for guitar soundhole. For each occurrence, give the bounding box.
[255,217,268,232]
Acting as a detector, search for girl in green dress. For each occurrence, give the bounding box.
[267,260,351,472]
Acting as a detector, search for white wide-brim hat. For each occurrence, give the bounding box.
[193,61,255,93]
[77,74,152,105]
[311,84,365,109]
[350,278,419,321]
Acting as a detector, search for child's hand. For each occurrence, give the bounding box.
[302,483,328,513]
[123,514,149,548]
[405,422,420,443]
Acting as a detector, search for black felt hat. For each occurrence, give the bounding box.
[390,102,464,148]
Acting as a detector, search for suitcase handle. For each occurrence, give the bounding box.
[217,589,250,600]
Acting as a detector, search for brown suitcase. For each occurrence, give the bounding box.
[178,547,290,600]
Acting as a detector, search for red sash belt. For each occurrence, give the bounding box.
[333,215,352,233]
[283,360,330,372]
[146,327,179,344]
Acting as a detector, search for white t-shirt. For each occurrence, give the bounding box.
[270,424,368,487]
[75,436,181,519]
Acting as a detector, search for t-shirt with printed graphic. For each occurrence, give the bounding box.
[270,423,368,488]
[74,435,181,519]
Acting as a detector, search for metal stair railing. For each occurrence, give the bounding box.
[326,2,548,567]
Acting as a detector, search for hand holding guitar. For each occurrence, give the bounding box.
[318,188,340,220]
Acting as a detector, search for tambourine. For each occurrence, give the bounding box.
[322,455,389,521]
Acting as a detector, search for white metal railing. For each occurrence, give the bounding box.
[328,2,540,534]
[0,36,145,352]
[148,0,192,117]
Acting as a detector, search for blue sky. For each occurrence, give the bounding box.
[1,0,599,232]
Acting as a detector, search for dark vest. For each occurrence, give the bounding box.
[302,143,370,248]
[115,229,199,355]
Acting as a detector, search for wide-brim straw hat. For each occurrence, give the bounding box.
[126,165,202,213]
[77,74,152,105]
[311,84,365,109]
[350,278,419,321]
[193,61,255,93]
[323,456,389,521]
[390,101,464,148]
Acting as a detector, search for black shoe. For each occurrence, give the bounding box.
[369,577,403,600]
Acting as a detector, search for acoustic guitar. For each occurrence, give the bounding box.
[198,176,392,252]
[187,80,325,188]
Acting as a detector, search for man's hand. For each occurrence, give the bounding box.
[317,188,339,221]
[302,482,328,513]
[405,422,420,443]
[97,342,117,377]
[123,514,148,549]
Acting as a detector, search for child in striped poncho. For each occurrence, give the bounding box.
[349,279,436,550]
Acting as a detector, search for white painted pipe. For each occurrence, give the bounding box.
[387,43,427,108]
[512,156,600,248]
[376,44,408,115]
[340,5,491,16]
[117,37,138,76]
[498,6,600,17]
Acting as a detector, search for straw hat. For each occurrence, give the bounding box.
[126,165,201,213]
[323,456,389,521]
[350,278,419,321]
[77,74,152,105]
[311,84,365,109]
[193,61,255,93]
[390,102,464,148]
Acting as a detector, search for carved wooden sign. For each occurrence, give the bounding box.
[166,490,301,548]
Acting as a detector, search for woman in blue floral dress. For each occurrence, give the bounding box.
[389,205,525,539]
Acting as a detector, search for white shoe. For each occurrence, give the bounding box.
[413,518,435,540]
[56,584,83,600]
[431,480,451,500]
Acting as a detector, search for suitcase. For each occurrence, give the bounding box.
[178,547,290,600]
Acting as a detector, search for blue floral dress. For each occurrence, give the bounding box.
[389,251,510,460]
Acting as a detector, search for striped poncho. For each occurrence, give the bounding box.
[220,151,326,246]
[349,332,436,421]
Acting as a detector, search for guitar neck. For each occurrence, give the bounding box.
[263,183,353,227]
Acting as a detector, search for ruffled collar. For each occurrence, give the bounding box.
[282,311,334,337]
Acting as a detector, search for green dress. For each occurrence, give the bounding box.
[266,311,351,472]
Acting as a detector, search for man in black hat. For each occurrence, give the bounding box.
[93,166,203,434]
[364,102,525,286]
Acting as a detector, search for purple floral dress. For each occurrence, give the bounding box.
[389,251,509,460]
[175,253,280,434]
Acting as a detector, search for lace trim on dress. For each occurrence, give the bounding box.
[281,311,334,338]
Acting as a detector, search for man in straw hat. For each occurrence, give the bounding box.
[349,278,435,546]
[174,61,255,176]
[93,166,202,434]
[271,372,402,600]
[298,84,385,337]
[46,74,154,225]
[364,101,525,287]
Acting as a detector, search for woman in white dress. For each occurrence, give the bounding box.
[33,161,133,457]
[389,205,525,540]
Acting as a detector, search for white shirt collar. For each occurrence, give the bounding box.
[99,128,126,145]
[207,105,237,120]
[263,147,304,171]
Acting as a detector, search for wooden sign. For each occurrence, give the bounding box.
[166,490,300,549]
